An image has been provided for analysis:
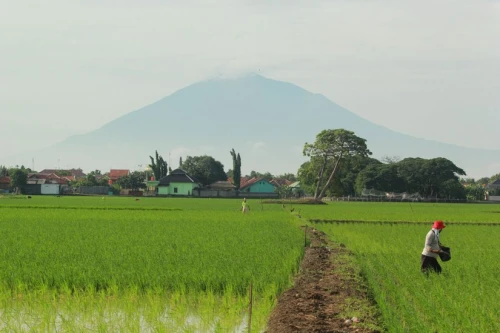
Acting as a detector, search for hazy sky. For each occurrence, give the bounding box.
[2,0,500,160]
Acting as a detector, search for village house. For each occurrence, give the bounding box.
[239,177,276,193]
[486,179,500,201]
[39,168,86,180]
[269,178,293,187]
[288,181,305,197]
[145,178,160,195]
[205,180,236,191]
[488,179,500,189]
[24,173,71,195]
[157,169,200,196]
[0,176,11,192]
[108,169,130,185]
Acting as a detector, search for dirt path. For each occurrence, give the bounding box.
[265,226,380,333]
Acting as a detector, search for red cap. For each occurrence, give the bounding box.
[432,220,446,229]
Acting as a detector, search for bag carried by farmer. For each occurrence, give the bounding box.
[439,245,451,262]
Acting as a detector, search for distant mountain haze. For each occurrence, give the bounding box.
[4,75,499,178]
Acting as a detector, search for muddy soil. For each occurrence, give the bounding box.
[265,227,380,333]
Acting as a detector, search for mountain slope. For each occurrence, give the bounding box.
[6,75,499,177]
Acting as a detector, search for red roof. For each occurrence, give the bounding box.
[240,177,261,189]
[0,176,11,184]
[238,176,249,186]
[39,168,86,178]
[27,173,69,184]
[28,173,55,180]
[51,178,70,184]
[228,176,247,185]
[109,169,130,179]
[270,178,293,187]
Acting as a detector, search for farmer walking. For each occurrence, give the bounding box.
[421,220,447,274]
[241,198,250,213]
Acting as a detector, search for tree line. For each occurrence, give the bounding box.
[298,129,472,200]
[2,128,496,200]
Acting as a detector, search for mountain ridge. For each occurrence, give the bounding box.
[4,75,499,178]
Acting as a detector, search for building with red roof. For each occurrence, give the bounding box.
[0,176,11,191]
[239,177,276,193]
[108,169,130,184]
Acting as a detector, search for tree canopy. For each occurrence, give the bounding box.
[72,172,108,187]
[182,155,227,186]
[298,155,380,197]
[0,165,9,177]
[355,157,467,199]
[303,129,371,199]
[148,151,168,181]
[115,171,147,191]
[10,169,28,193]
[278,173,297,182]
[230,149,241,190]
[247,170,274,180]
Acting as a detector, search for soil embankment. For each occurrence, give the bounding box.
[265,226,380,333]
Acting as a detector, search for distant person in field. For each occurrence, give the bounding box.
[241,198,250,213]
[421,220,447,274]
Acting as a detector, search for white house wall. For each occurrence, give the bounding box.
[41,184,60,195]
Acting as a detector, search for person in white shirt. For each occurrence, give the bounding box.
[421,220,446,274]
[241,198,250,213]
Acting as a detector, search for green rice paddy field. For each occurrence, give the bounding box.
[298,202,500,333]
[0,196,499,332]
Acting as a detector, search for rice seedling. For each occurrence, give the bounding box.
[0,197,303,331]
[312,221,500,332]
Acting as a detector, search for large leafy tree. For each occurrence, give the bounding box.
[149,150,168,181]
[336,156,382,196]
[489,173,500,183]
[230,149,242,191]
[275,185,293,199]
[88,170,102,176]
[475,177,490,186]
[182,155,227,186]
[298,158,344,197]
[9,165,33,176]
[299,155,379,197]
[355,163,406,194]
[421,158,466,197]
[464,184,486,201]
[247,171,274,180]
[10,169,28,194]
[303,129,371,199]
[440,179,466,200]
[355,157,466,199]
[396,157,466,198]
[297,160,319,196]
[0,165,9,177]
[116,171,146,191]
[277,173,298,182]
[72,171,108,187]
